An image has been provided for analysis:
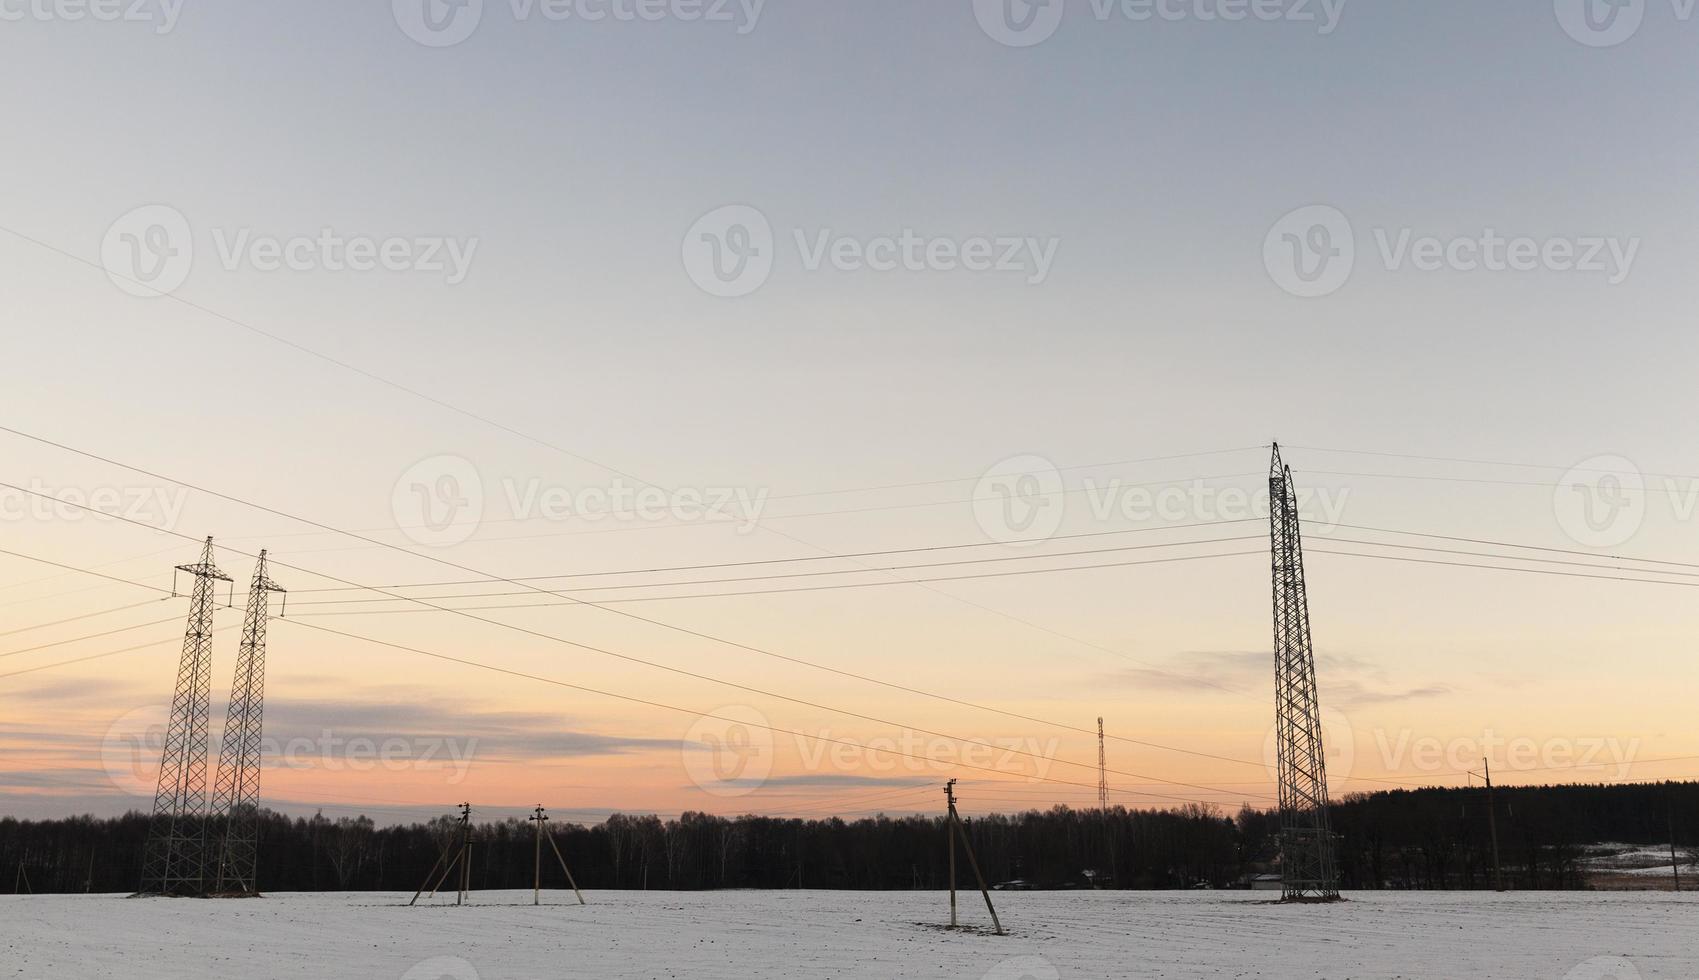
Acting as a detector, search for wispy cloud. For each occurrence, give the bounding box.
[1106,649,1453,706]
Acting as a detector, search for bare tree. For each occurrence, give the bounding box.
[326,816,374,890]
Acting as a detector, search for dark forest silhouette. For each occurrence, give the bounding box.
[3,781,1693,894]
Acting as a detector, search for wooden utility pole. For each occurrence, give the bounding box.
[944,780,1004,936]
[1670,802,1682,893]
[947,781,957,927]
[1483,759,1504,892]
[459,814,472,907]
[410,803,472,907]
[528,805,586,906]
[531,805,544,906]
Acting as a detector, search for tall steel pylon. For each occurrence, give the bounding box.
[138,536,232,896]
[1268,444,1340,901]
[209,551,285,895]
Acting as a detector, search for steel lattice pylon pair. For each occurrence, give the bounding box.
[138,539,283,897]
[1269,445,1340,901]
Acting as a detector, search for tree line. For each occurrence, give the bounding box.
[2,780,1692,894]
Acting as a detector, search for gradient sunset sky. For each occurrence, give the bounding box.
[1,1,1696,826]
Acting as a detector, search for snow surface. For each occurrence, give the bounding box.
[4,889,1695,980]
[1583,843,1694,877]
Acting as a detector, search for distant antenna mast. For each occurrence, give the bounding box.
[1097,717,1109,811]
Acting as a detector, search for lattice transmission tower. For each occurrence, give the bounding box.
[209,550,286,895]
[1268,444,1340,901]
[1096,716,1108,811]
[138,537,232,896]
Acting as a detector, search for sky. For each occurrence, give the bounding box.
[0,0,1697,826]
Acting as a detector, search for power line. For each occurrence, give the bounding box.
[285,548,1265,612]
[1305,468,1681,495]
[1310,548,1699,590]
[2,223,1282,723]
[277,617,1261,807]
[0,627,232,681]
[286,518,1264,594]
[1287,444,1699,485]
[6,430,1689,807]
[0,486,1279,804]
[1308,520,1699,572]
[1320,537,1699,580]
[0,598,170,639]
[274,470,1269,558]
[0,427,1298,795]
[224,448,1269,542]
[282,534,1266,605]
[0,546,175,597]
[0,615,185,661]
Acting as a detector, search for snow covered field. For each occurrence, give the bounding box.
[4,889,1695,980]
